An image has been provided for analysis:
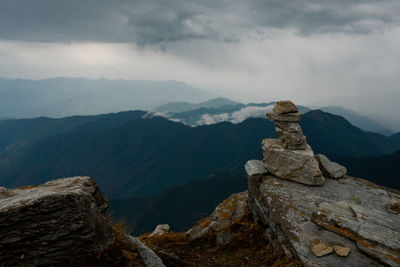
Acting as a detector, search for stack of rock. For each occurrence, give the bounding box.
[263,101,325,185]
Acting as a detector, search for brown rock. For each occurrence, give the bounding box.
[386,198,400,214]
[310,239,333,257]
[273,100,299,114]
[334,246,351,257]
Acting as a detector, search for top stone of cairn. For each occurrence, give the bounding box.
[273,100,299,114]
[266,100,301,122]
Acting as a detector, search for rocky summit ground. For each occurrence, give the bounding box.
[138,212,301,267]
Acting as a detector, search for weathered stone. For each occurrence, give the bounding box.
[0,176,114,265]
[247,159,399,266]
[245,160,268,176]
[275,126,307,150]
[334,246,351,257]
[316,154,347,179]
[185,191,248,241]
[149,224,170,237]
[266,111,302,122]
[184,225,210,242]
[310,239,333,257]
[386,198,400,214]
[262,139,325,185]
[273,100,299,114]
[126,235,166,267]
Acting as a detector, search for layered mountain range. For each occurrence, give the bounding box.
[0,107,399,234]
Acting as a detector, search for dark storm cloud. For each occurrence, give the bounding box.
[0,0,399,45]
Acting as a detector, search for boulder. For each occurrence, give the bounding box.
[0,176,114,265]
[149,224,170,237]
[262,139,325,185]
[316,154,347,179]
[185,191,248,242]
[247,159,400,266]
[273,100,299,114]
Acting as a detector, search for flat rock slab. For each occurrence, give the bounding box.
[0,176,114,265]
[247,160,400,267]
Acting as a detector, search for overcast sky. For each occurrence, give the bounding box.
[0,0,400,129]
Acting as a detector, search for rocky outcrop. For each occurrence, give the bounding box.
[0,176,115,265]
[263,100,325,185]
[246,159,400,266]
[185,191,248,243]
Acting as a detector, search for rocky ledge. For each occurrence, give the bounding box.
[247,101,400,267]
[247,160,400,266]
[0,176,115,265]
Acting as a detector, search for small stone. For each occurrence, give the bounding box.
[310,239,333,257]
[273,100,299,114]
[245,160,268,176]
[386,198,400,214]
[333,245,351,257]
[149,224,170,237]
[315,154,347,179]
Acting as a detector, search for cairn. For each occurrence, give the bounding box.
[262,101,325,185]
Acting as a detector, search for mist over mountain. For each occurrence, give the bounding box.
[0,77,213,118]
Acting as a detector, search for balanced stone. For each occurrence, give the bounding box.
[273,100,299,114]
[262,139,325,185]
[275,121,307,150]
[266,111,301,122]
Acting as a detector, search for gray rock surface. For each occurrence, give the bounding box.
[245,160,268,176]
[247,159,400,267]
[0,176,114,265]
[316,154,347,179]
[126,235,166,267]
[262,139,325,185]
